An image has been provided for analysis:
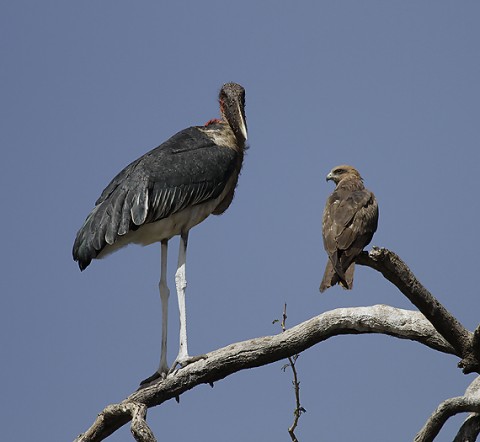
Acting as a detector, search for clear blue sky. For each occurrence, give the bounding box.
[1,2,479,441]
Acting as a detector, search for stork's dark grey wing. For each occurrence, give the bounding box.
[73,126,239,270]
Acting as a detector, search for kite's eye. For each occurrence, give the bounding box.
[334,168,345,175]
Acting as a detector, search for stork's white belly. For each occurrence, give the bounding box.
[97,190,227,259]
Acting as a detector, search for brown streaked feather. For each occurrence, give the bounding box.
[319,259,340,292]
[320,165,378,293]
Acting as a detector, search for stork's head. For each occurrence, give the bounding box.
[219,83,248,143]
[326,165,363,185]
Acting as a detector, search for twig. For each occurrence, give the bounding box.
[279,303,306,442]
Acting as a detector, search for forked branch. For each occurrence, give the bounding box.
[75,305,453,442]
[76,247,478,442]
[415,396,480,442]
[415,376,480,442]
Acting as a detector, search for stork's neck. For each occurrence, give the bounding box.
[198,122,244,152]
[204,118,222,126]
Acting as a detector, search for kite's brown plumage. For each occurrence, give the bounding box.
[320,165,378,293]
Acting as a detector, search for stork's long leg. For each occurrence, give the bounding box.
[158,239,170,375]
[139,240,171,387]
[173,231,190,366]
[169,231,208,375]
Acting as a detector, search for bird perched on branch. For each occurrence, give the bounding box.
[73,82,248,385]
[320,165,378,293]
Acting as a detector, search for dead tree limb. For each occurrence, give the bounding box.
[453,413,480,442]
[414,396,480,442]
[453,377,480,442]
[75,305,454,442]
[356,247,478,373]
[76,247,480,442]
[75,403,155,442]
[415,375,480,442]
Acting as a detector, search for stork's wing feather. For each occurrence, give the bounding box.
[73,127,238,270]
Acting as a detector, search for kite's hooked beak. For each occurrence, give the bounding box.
[326,172,334,182]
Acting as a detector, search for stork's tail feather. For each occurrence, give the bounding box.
[72,240,95,271]
[73,180,150,271]
[72,206,102,271]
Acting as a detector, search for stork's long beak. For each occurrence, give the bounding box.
[223,101,248,143]
[220,83,248,143]
[237,102,248,141]
[224,98,247,142]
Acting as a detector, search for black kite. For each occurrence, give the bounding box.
[320,165,378,293]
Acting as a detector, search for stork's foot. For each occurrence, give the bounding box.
[138,369,167,389]
[168,354,207,376]
[137,355,207,389]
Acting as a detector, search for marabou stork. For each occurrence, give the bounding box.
[73,83,247,385]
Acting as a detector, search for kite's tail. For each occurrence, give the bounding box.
[319,260,355,292]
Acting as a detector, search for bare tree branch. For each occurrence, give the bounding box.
[130,403,156,442]
[356,247,478,373]
[75,403,155,442]
[414,376,480,442]
[414,397,480,442]
[454,413,480,442]
[75,305,454,442]
[75,247,480,442]
[454,377,480,442]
